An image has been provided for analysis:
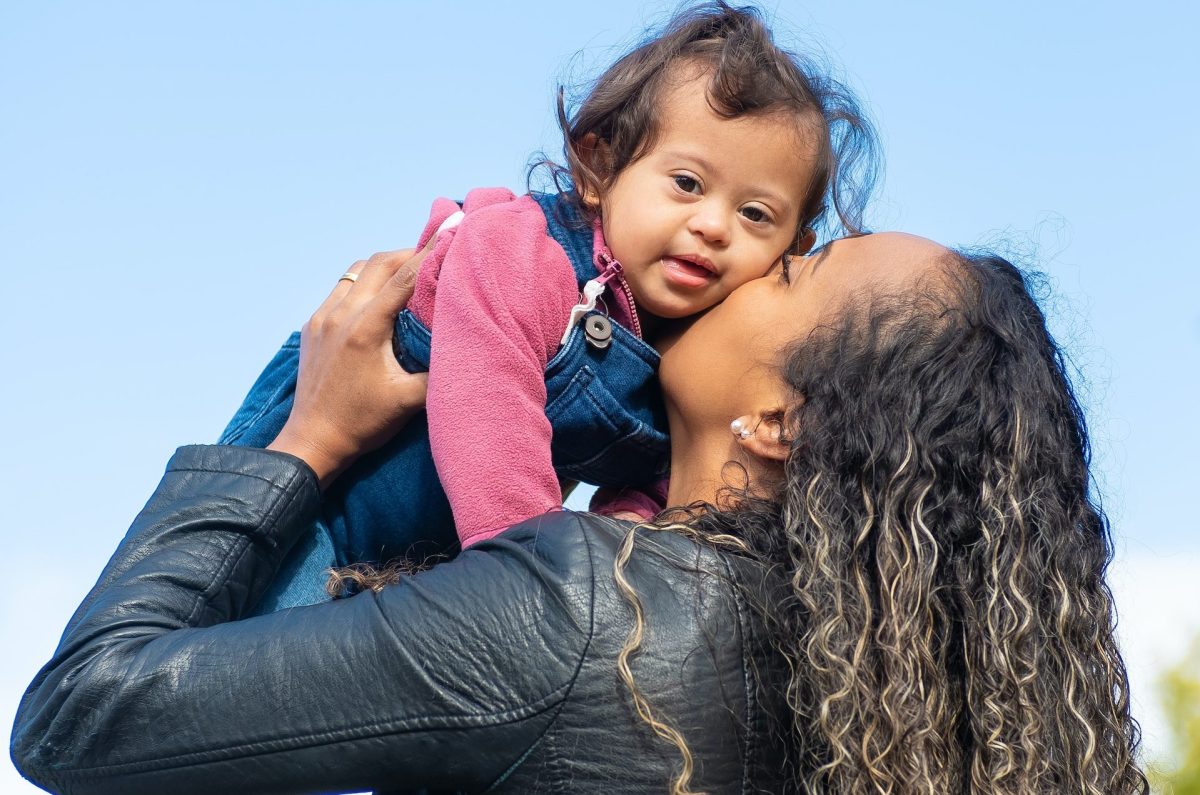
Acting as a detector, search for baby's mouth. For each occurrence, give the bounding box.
[661,256,717,287]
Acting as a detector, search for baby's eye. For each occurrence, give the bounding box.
[740,205,771,224]
[673,175,700,194]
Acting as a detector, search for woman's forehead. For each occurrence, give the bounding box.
[810,233,949,294]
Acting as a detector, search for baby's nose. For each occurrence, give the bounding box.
[687,204,731,244]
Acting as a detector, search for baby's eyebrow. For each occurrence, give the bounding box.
[750,188,790,211]
[662,150,717,173]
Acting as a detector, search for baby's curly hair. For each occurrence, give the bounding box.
[539,1,879,247]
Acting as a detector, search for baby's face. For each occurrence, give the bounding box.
[600,71,819,320]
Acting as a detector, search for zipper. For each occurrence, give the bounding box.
[593,249,643,339]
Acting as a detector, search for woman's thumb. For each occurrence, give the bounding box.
[391,370,428,407]
[378,231,437,316]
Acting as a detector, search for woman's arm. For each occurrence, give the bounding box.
[11,445,595,795]
[11,247,593,794]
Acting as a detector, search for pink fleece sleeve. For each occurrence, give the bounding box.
[589,479,670,520]
[409,191,516,329]
[425,195,580,546]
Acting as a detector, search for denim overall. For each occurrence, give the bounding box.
[219,191,670,612]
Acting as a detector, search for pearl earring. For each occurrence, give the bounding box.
[730,419,753,440]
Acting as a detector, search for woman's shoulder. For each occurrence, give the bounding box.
[492,510,706,559]
[482,511,791,793]
[490,510,779,616]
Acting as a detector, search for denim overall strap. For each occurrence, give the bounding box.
[396,191,669,488]
[531,191,597,287]
[531,191,670,488]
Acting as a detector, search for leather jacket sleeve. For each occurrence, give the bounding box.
[11,445,597,795]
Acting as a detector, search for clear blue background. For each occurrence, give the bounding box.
[2,2,1196,789]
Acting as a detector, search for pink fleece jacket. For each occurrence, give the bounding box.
[408,188,651,546]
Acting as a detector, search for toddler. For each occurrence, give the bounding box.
[221,3,876,610]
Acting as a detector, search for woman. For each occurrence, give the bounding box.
[11,233,1146,794]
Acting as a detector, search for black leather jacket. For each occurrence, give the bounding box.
[11,445,789,794]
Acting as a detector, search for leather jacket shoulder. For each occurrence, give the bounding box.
[11,445,789,794]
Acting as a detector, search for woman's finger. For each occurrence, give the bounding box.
[374,243,433,317]
[369,230,439,316]
[329,249,418,316]
[312,259,369,319]
[391,369,429,412]
[347,229,440,309]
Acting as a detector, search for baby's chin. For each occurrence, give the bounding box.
[634,289,728,321]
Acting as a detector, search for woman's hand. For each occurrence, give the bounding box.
[268,244,432,487]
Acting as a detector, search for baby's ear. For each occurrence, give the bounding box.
[574,133,612,209]
[792,228,817,256]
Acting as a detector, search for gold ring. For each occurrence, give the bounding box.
[338,272,359,284]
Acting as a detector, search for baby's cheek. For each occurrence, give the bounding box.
[721,261,773,294]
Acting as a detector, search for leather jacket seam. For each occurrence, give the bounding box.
[187,465,314,626]
[482,699,570,792]
[166,464,303,490]
[487,513,598,792]
[716,552,757,795]
[555,513,600,791]
[43,684,576,781]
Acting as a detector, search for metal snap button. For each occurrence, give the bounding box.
[583,315,613,349]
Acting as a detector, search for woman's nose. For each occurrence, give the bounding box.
[687,203,731,245]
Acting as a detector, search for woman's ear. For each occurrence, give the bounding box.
[730,412,790,462]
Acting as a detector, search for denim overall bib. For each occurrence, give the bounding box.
[219,191,670,612]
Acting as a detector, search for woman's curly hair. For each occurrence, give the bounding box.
[619,249,1147,793]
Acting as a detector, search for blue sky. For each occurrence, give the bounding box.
[2,2,1197,788]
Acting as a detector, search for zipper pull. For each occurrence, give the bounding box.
[596,247,644,340]
[590,220,643,339]
[559,246,627,347]
[593,249,623,285]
